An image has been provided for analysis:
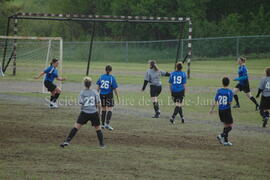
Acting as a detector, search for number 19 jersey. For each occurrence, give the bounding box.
[168,71,187,93]
[96,74,118,95]
[215,88,233,110]
[79,89,101,113]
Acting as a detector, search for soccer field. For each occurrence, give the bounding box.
[0,59,270,179]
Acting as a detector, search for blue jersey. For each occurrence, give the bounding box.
[168,71,187,92]
[215,88,233,110]
[237,65,248,85]
[96,74,118,95]
[44,66,58,82]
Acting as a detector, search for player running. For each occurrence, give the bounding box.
[256,67,270,128]
[35,58,66,108]
[60,77,105,148]
[233,57,259,110]
[96,65,119,131]
[169,62,187,124]
[210,77,234,146]
[142,60,170,118]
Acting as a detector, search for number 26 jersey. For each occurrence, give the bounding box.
[96,74,118,95]
[79,89,101,113]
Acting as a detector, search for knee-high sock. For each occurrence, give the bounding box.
[234,95,240,105]
[101,111,106,125]
[106,111,112,125]
[96,130,104,146]
[179,107,183,118]
[250,96,259,106]
[50,95,55,102]
[223,126,232,142]
[66,127,78,142]
[153,102,160,114]
[172,106,180,118]
[266,111,270,117]
[52,93,60,103]
[260,109,265,118]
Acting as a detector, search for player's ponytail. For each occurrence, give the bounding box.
[84,77,92,89]
[149,60,159,71]
[105,65,112,75]
[50,58,58,66]
[266,67,270,77]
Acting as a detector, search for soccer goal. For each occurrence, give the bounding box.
[0,36,63,93]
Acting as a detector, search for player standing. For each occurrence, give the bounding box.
[142,60,170,118]
[96,65,119,131]
[210,77,234,146]
[256,67,270,127]
[35,58,66,108]
[233,57,259,110]
[60,77,105,148]
[169,62,187,124]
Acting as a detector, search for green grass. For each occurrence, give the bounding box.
[0,59,270,179]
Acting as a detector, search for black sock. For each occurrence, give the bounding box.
[101,111,106,125]
[266,111,269,117]
[153,102,160,114]
[179,107,183,118]
[234,95,240,105]
[50,95,55,102]
[260,109,265,118]
[223,126,232,142]
[66,127,78,142]
[96,130,104,146]
[250,96,259,106]
[52,93,60,103]
[106,111,112,125]
[221,127,226,137]
[172,106,180,118]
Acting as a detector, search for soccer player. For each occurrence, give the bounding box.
[256,67,270,128]
[210,77,234,146]
[96,65,119,131]
[233,57,259,110]
[60,77,105,148]
[142,60,170,118]
[169,62,187,124]
[35,58,66,108]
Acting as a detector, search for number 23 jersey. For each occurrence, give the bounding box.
[79,89,101,113]
[215,88,233,110]
[96,74,118,95]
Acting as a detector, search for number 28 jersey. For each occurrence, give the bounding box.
[215,88,233,110]
[79,89,101,113]
[168,71,187,93]
[96,74,118,95]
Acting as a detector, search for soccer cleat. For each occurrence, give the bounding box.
[181,117,185,123]
[100,144,106,149]
[263,117,268,128]
[255,105,259,111]
[60,141,69,148]
[233,104,240,108]
[152,113,160,118]
[170,117,175,124]
[223,142,233,146]
[217,135,224,144]
[49,102,58,109]
[105,124,114,131]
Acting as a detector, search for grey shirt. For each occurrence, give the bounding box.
[79,89,101,113]
[259,77,270,97]
[144,69,167,86]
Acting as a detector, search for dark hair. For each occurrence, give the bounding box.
[239,57,246,63]
[222,77,230,87]
[176,62,183,71]
[266,67,270,77]
[105,65,112,75]
[50,58,58,66]
[84,77,92,89]
[148,60,159,71]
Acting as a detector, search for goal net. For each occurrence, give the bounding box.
[0,36,63,93]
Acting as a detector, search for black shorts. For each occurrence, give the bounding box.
[171,90,185,103]
[77,111,100,126]
[235,82,250,93]
[260,96,270,110]
[100,93,114,107]
[219,108,233,124]
[44,80,57,92]
[150,85,162,97]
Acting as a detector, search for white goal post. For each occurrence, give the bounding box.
[0,35,63,93]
